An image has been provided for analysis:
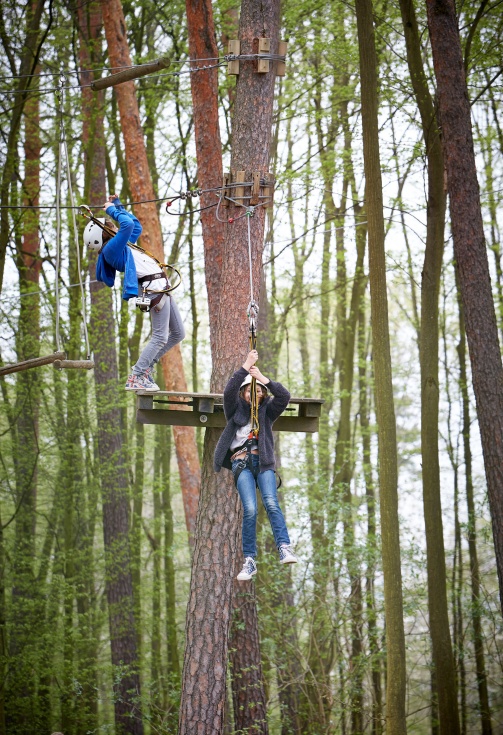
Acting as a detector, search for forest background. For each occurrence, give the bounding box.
[0,0,502,734]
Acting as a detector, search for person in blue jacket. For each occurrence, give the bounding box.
[84,194,185,390]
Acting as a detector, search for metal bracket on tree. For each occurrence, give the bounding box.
[220,170,275,210]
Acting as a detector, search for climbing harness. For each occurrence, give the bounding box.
[80,206,182,312]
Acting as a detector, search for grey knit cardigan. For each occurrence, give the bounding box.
[214,366,290,474]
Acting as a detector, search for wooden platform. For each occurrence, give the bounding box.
[136,391,323,433]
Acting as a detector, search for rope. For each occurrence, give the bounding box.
[245,208,260,435]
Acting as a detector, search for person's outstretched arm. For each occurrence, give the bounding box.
[104,194,142,243]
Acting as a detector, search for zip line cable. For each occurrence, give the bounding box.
[0,54,284,95]
[0,52,277,82]
[0,56,221,82]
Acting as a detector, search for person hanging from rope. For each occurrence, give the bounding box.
[84,194,185,391]
[214,349,298,581]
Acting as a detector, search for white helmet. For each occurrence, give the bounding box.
[240,374,267,391]
[84,219,105,250]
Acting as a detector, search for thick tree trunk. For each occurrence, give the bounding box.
[0,0,46,292]
[229,583,269,734]
[354,0,407,732]
[185,0,225,354]
[398,2,461,732]
[100,0,200,543]
[6,54,43,735]
[79,6,143,734]
[456,278,492,734]
[178,1,281,732]
[426,0,503,615]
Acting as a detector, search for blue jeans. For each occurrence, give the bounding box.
[232,454,290,558]
[133,295,185,375]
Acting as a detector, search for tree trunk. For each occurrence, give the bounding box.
[0,0,46,292]
[160,420,181,729]
[178,1,281,731]
[358,305,383,735]
[185,0,225,354]
[354,0,407,732]
[229,583,269,734]
[398,1,461,731]
[456,275,492,734]
[100,0,200,544]
[426,0,503,615]
[6,53,43,734]
[79,5,143,733]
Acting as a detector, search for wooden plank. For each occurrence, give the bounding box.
[234,170,246,202]
[298,401,322,418]
[137,409,319,433]
[193,397,215,413]
[136,390,322,403]
[250,171,261,205]
[227,40,240,75]
[257,37,270,73]
[277,40,288,76]
[137,395,154,409]
[138,409,226,428]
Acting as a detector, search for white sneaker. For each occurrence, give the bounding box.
[237,557,257,581]
[125,373,159,391]
[278,544,298,564]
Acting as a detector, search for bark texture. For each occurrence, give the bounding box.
[398,1,460,732]
[229,583,269,734]
[79,6,143,734]
[178,1,281,731]
[354,0,407,732]
[0,0,46,292]
[426,0,503,614]
[100,0,200,543]
[185,0,225,353]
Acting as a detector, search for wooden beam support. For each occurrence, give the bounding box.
[135,391,322,432]
[137,408,319,433]
[227,40,240,75]
[277,40,288,76]
[255,37,270,73]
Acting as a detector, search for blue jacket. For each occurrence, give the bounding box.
[96,200,141,300]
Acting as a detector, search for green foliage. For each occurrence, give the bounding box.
[0,0,503,732]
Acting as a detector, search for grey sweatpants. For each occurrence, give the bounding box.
[133,295,185,375]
